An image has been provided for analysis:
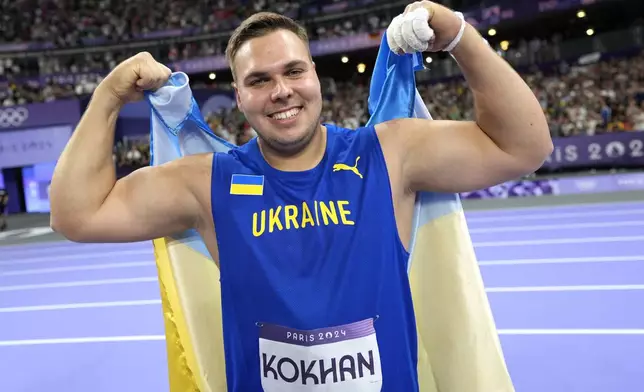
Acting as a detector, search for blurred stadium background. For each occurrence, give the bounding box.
[1,0,644,391]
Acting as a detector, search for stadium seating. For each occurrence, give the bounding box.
[1,0,643,172]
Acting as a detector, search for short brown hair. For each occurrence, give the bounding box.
[225,12,310,75]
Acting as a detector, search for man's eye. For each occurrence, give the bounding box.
[250,79,266,86]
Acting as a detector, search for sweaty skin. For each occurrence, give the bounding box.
[49,2,552,266]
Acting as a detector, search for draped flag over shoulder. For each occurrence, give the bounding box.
[366,33,515,392]
[147,73,232,392]
[146,33,513,392]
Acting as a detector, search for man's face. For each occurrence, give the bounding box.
[232,29,323,154]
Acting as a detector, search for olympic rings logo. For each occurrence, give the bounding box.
[0,107,29,128]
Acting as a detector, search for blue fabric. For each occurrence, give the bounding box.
[146,72,234,260]
[366,32,462,268]
[367,33,425,122]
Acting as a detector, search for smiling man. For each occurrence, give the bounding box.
[49,2,552,390]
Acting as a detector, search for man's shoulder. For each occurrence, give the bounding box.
[170,140,250,167]
[175,152,215,168]
[371,118,427,151]
[326,120,418,150]
[325,122,377,134]
[324,123,379,150]
[162,153,214,183]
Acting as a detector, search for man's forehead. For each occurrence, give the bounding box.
[240,57,308,77]
[234,31,309,77]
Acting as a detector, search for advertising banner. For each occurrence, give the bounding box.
[543,132,644,171]
[460,172,644,199]
[0,125,73,169]
[0,100,81,131]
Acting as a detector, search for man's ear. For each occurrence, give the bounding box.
[232,82,243,110]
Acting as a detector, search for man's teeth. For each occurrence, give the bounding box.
[272,107,301,120]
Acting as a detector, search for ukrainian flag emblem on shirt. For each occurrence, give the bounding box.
[230,174,265,196]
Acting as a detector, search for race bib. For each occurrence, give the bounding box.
[258,318,383,391]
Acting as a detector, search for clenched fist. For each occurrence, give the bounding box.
[97,52,172,106]
[387,1,464,54]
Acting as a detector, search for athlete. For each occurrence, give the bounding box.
[50,1,552,390]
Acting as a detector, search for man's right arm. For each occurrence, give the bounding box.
[50,54,202,243]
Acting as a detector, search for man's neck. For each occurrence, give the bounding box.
[259,125,327,172]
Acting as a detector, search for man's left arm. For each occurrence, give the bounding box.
[376,2,553,193]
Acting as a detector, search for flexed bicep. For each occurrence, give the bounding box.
[376,118,543,194]
[52,155,208,243]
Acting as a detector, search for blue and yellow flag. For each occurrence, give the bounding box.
[366,34,514,392]
[146,31,513,392]
[147,73,232,392]
[229,174,264,196]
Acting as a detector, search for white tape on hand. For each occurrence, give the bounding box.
[387,15,410,53]
[387,8,471,54]
[387,8,435,54]
[401,8,434,52]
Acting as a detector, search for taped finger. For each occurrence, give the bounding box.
[401,12,428,52]
[393,21,415,54]
[410,8,433,42]
[386,15,403,53]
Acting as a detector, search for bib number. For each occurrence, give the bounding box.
[259,318,382,391]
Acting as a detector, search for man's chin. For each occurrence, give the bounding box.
[263,135,308,155]
[259,127,317,156]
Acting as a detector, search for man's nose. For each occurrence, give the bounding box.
[271,78,293,101]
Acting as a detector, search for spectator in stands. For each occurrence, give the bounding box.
[627,99,644,130]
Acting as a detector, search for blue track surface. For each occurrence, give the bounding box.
[1,200,643,391]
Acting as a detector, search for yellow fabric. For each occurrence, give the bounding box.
[409,211,514,392]
[153,236,226,392]
[229,184,264,195]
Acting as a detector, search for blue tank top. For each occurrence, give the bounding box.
[211,124,418,391]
